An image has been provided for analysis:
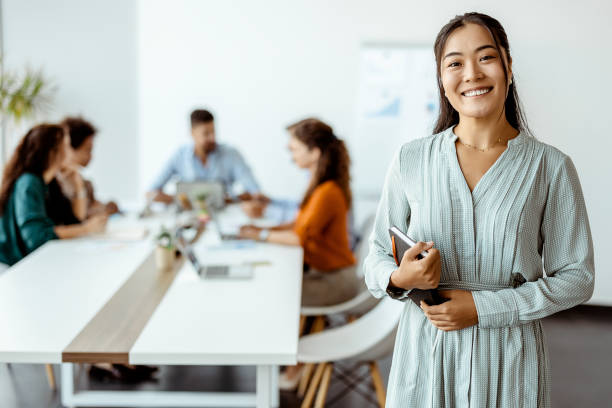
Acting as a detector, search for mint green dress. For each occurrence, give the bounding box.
[0,173,58,266]
[364,128,594,407]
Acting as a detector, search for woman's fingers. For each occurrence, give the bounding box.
[402,241,432,262]
[421,300,450,316]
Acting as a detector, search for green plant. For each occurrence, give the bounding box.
[155,227,175,249]
[0,64,53,122]
[1,58,55,163]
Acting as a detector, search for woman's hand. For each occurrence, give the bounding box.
[241,200,267,218]
[389,241,441,290]
[238,225,262,240]
[84,214,108,235]
[61,164,85,193]
[105,201,120,215]
[421,289,478,331]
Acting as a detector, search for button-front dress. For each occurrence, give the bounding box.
[364,128,594,407]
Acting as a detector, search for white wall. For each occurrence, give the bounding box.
[3,1,610,304]
[2,0,139,203]
[139,0,612,305]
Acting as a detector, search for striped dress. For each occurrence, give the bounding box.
[364,127,594,407]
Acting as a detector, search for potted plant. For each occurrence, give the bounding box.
[155,227,176,270]
[194,192,211,222]
[0,60,54,164]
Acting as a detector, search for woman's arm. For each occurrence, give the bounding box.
[363,147,412,298]
[14,176,59,253]
[266,229,300,245]
[471,156,594,329]
[59,167,88,221]
[54,214,107,239]
[271,222,295,231]
[239,223,298,245]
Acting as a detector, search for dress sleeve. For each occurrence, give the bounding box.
[472,156,595,328]
[364,148,411,299]
[14,177,58,254]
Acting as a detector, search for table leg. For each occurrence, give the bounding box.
[270,365,279,407]
[256,365,272,408]
[61,363,75,408]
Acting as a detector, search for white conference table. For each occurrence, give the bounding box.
[0,207,303,408]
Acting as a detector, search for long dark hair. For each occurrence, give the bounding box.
[0,124,66,213]
[60,116,96,149]
[288,118,352,209]
[433,12,530,135]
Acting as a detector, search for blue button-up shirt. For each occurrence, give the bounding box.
[150,143,260,195]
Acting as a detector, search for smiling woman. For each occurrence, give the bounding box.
[364,12,594,408]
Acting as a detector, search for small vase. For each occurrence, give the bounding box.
[155,246,176,270]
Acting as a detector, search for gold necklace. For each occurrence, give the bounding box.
[458,136,506,152]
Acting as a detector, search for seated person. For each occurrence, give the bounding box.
[239,118,359,307]
[0,124,107,267]
[47,117,119,224]
[148,109,262,204]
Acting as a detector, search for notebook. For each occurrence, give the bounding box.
[388,226,448,306]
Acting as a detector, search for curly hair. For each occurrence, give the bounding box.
[0,124,66,213]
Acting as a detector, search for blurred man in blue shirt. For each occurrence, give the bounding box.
[148,109,261,204]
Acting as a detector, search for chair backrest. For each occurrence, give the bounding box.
[354,214,375,278]
[300,213,378,317]
[298,297,404,363]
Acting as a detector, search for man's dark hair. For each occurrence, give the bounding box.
[60,117,97,149]
[190,109,214,127]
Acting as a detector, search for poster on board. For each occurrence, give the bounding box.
[353,44,439,197]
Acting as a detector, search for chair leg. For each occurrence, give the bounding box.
[300,363,326,408]
[311,315,326,333]
[314,363,333,408]
[369,361,386,408]
[45,364,56,390]
[297,363,315,398]
[297,315,326,397]
[299,315,307,336]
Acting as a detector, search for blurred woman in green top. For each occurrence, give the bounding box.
[0,124,107,267]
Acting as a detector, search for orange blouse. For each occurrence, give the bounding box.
[294,181,356,271]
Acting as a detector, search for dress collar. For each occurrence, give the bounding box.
[444,126,526,148]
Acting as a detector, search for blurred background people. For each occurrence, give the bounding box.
[0,124,107,268]
[148,109,264,204]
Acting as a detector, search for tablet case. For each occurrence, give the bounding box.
[388,227,448,306]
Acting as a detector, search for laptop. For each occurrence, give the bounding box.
[175,181,225,210]
[175,226,253,279]
[208,207,242,241]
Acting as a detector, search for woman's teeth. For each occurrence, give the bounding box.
[463,88,491,97]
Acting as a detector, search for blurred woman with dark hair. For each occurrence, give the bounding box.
[240,118,358,306]
[0,124,107,268]
[46,116,119,226]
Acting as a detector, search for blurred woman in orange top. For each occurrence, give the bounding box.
[240,118,359,307]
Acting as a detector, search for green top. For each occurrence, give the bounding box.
[0,173,58,266]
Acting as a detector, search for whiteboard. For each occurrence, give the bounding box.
[352,44,439,196]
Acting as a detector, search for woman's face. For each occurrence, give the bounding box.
[288,135,320,170]
[440,23,512,121]
[51,135,70,173]
[71,136,94,167]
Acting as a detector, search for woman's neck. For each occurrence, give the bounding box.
[454,114,517,148]
[42,167,57,184]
